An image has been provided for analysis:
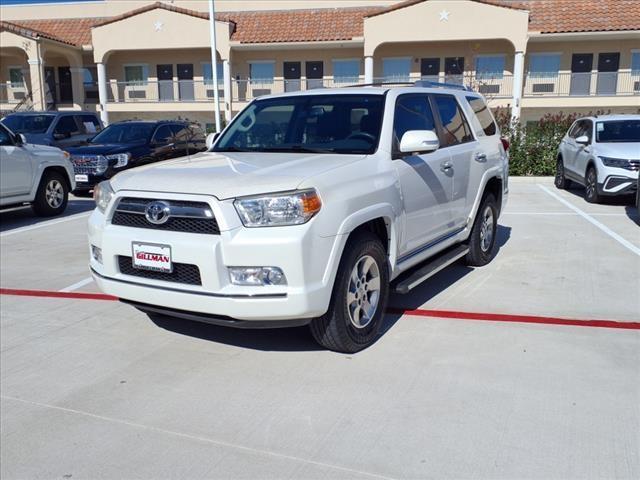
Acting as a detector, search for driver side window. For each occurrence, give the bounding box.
[393,94,436,152]
[54,116,80,136]
[152,125,174,144]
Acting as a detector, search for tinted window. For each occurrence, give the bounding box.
[568,121,582,138]
[0,126,12,146]
[214,94,384,154]
[90,123,155,144]
[1,114,55,134]
[466,96,497,136]
[393,94,436,148]
[596,120,640,143]
[54,116,79,135]
[572,120,592,142]
[170,124,190,142]
[434,95,474,146]
[153,125,174,144]
[79,114,101,134]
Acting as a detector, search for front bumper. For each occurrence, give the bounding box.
[89,192,344,323]
[599,173,638,196]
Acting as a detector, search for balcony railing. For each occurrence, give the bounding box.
[107,80,226,103]
[523,71,640,97]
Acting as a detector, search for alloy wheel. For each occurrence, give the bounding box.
[45,180,64,208]
[586,170,597,200]
[347,255,381,329]
[479,205,494,253]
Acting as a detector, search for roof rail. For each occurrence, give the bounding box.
[343,82,415,88]
[413,80,474,92]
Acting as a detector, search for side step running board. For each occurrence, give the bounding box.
[394,244,469,294]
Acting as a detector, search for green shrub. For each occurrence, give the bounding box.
[493,108,612,176]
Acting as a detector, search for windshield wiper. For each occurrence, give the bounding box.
[262,145,336,154]
[214,146,254,152]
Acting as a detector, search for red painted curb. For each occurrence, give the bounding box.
[1,288,638,330]
[387,307,640,330]
[0,288,117,302]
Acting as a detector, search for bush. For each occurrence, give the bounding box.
[493,108,611,176]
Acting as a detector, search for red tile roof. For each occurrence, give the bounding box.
[2,0,639,49]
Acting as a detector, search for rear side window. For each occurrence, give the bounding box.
[393,94,436,148]
[153,125,174,144]
[433,95,474,146]
[54,116,80,136]
[465,96,497,137]
[79,114,101,135]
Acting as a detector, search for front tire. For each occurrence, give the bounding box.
[310,231,389,353]
[465,194,498,267]
[32,171,69,217]
[585,166,601,204]
[555,157,571,189]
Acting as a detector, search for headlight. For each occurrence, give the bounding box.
[95,155,109,175]
[93,180,114,213]
[105,153,130,169]
[234,189,322,227]
[599,156,632,170]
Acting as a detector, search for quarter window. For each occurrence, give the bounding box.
[465,96,497,137]
[433,95,474,146]
[392,94,436,149]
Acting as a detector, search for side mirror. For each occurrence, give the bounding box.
[206,132,219,150]
[15,133,27,146]
[575,135,590,145]
[399,130,440,154]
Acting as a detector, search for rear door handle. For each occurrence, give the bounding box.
[475,153,487,163]
[440,161,453,172]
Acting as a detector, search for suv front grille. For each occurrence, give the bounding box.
[70,155,106,175]
[117,256,202,286]
[111,197,220,235]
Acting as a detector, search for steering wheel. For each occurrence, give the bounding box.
[346,132,376,143]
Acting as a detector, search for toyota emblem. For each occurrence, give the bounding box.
[145,201,171,225]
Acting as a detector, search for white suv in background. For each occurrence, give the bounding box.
[89,83,508,353]
[0,123,75,216]
[555,114,640,203]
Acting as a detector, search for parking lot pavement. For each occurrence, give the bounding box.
[1,178,639,479]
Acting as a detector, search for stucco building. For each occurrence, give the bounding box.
[1,0,639,128]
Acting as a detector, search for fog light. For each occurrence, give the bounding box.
[91,245,103,264]
[228,267,287,286]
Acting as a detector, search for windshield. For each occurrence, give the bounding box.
[596,120,640,143]
[213,94,385,154]
[90,123,155,144]
[1,114,55,134]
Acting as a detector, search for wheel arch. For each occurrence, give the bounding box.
[41,166,72,190]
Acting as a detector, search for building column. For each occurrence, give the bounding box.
[70,66,85,108]
[27,58,45,110]
[223,59,232,122]
[511,51,525,122]
[364,56,374,85]
[96,62,109,125]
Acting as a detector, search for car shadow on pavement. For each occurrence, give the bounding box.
[149,225,512,353]
[0,198,95,233]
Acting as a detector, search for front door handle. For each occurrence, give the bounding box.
[475,153,487,163]
[440,161,453,172]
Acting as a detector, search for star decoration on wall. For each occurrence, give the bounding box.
[439,10,450,21]
[154,20,163,32]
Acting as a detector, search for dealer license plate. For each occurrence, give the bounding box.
[75,174,89,182]
[132,242,172,273]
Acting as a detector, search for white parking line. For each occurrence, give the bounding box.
[0,212,91,238]
[503,212,631,217]
[538,185,640,257]
[59,277,94,293]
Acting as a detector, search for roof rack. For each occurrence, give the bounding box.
[413,80,474,91]
[343,82,415,88]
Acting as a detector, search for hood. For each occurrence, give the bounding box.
[23,143,63,155]
[594,142,640,160]
[66,143,135,156]
[110,151,367,199]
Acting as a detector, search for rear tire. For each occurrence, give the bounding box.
[32,171,69,217]
[309,231,389,353]
[554,158,571,189]
[465,194,498,267]
[585,166,601,204]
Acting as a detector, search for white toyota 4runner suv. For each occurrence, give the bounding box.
[89,83,508,352]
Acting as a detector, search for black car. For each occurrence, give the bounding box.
[65,120,206,194]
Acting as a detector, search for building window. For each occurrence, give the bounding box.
[9,67,24,87]
[528,53,561,78]
[124,64,148,85]
[632,51,640,75]
[383,58,411,82]
[249,62,274,85]
[332,59,360,84]
[203,62,223,85]
[475,55,505,80]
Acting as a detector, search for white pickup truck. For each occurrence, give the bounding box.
[89,82,508,352]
